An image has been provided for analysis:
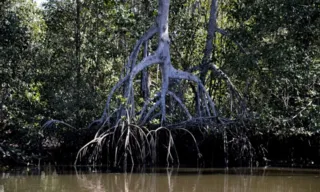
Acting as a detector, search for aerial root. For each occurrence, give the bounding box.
[42,119,76,130]
[74,118,202,166]
[167,91,192,120]
[43,0,248,168]
[96,16,220,126]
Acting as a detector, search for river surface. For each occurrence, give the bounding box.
[1,167,320,192]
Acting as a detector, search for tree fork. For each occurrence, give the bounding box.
[44,0,249,167]
[101,0,219,126]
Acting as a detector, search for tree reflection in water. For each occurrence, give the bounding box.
[74,167,320,192]
[1,167,320,191]
[75,167,196,192]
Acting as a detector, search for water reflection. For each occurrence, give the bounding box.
[0,167,320,192]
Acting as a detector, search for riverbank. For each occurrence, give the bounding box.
[2,125,319,169]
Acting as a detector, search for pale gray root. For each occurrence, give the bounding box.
[114,121,128,165]
[45,0,243,168]
[167,91,192,120]
[175,128,202,158]
[75,118,201,166]
[126,25,158,72]
[75,118,153,166]
[101,75,129,123]
[186,63,245,117]
[207,63,247,116]
[166,116,218,128]
[74,0,217,167]
[74,127,114,165]
[169,67,217,117]
[123,124,131,166]
[98,54,161,126]
[160,61,170,124]
[189,83,202,117]
[139,92,161,122]
[208,64,243,101]
[139,100,161,125]
[42,119,76,130]
[148,112,161,124]
[124,54,161,120]
[122,26,157,118]
[196,85,201,117]
[196,0,245,116]
[97,0,220,126]
[127,54,162,100]
[146,126,202,165]
[147,127,179,165]
[98,26,158,125]
[141,41,150,100]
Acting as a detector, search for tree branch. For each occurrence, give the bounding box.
[167,91,192,120]
[126,25,158,72]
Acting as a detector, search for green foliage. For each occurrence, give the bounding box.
[0,0,319,166]
[0,0,47,165]
[220,0,320,133]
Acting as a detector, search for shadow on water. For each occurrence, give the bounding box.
[1,166,320,191]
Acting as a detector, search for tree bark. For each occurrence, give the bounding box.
[98,0,219,126]
[141,41,150,100]
[141,0,151,100]
[200,0,218,84]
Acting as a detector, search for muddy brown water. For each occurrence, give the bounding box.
[1,167,320,192]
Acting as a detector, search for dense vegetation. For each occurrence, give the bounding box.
[0,0,319,167]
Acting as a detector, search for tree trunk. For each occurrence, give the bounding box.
[141,42,150,100]
[200,0,218,84]
[140,0,151,100]
[97,0,219,126]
